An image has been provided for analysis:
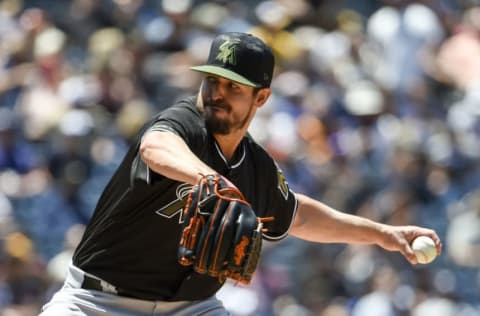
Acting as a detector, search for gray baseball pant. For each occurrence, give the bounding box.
[39,265,230,316]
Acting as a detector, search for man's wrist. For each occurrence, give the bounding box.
[372,222,390,246]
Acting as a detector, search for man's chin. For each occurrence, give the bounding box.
[205,118,230,135]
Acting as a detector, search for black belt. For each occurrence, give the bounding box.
[81,274,128,297]
[80,274,191,305]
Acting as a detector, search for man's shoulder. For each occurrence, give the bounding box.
[155,95,199,116]
[172,95,198,109]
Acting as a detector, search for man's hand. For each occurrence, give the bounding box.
[377,225,442,264]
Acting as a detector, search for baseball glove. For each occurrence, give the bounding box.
[178,174,272,284]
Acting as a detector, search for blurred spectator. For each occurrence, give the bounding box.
[46,224,85,286]
[446,190,480,268]
[0,108,38,174]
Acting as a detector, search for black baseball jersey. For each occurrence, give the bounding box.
[72,96,297,301]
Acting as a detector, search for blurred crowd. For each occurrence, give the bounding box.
[0,0,479,315]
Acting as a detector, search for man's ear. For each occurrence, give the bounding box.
[196,81,205,112]
[255,88,272,107]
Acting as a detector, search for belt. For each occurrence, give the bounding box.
[81,273,128,297]
[75,267,195,312]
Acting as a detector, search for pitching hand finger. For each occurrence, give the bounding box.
[401,241,418,265]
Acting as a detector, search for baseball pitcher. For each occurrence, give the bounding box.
[40,32,441,316]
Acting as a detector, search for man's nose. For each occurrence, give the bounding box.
[210,82,225,101]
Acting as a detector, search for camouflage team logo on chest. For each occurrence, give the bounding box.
[155,183,192,223]
[215,40,240,65]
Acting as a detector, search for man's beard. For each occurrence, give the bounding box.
[204,100,232,134]
[204,100,254,135]
[205,116,231,134]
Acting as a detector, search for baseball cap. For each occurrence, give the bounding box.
[191,32,274,88]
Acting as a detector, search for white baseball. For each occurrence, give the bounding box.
[411,236,438,264]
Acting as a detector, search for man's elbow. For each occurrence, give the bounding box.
[139,134,160,166]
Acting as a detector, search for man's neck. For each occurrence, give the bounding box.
[213,132,245,161]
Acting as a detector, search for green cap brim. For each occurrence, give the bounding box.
[190,65,260,87]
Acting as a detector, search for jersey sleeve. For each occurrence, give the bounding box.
[131,101,204,185]
[146,103,203,149]
[260,162,298,242]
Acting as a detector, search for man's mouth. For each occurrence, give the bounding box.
[206,102,230,113]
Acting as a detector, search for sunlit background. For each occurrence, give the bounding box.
[0,0,479,315]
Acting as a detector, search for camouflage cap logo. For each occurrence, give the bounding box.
[215,40,239,65]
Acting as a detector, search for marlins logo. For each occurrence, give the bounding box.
[155,183,192,223]
[215,40,239,65]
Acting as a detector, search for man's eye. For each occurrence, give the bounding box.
[206,76,217,83]
[229,82,239,90]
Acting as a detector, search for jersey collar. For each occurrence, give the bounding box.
[213,139,246,169]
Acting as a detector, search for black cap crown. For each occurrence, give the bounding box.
[191,32,274,88]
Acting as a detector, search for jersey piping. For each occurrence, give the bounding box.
[262,196,298,241]
[213,140,246,169]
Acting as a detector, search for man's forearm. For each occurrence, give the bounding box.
[140,131,216,185]
[289,193,385,245]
